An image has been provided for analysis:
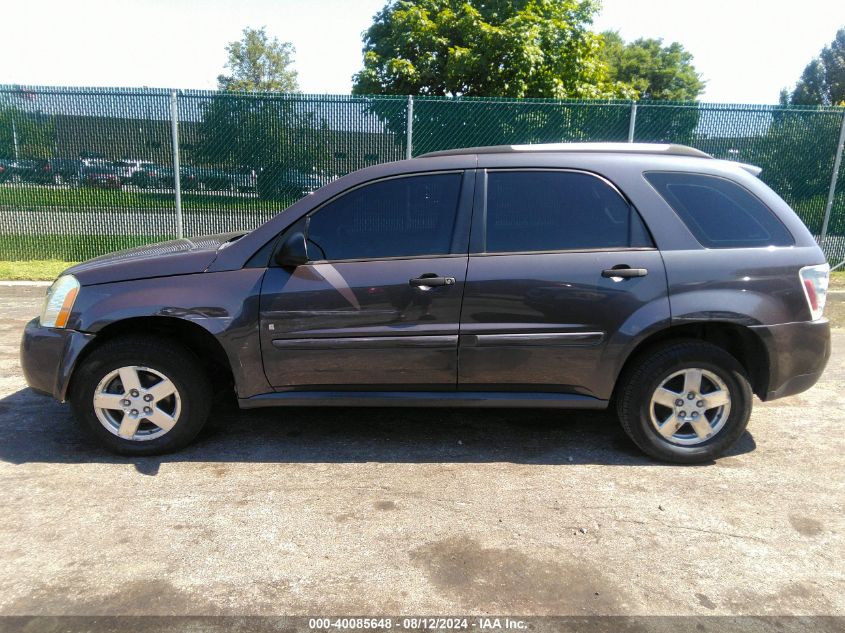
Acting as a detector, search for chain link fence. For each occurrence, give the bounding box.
[1,86,844,264]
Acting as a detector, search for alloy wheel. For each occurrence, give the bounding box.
[649,368,732,446]
[92,366,181,441]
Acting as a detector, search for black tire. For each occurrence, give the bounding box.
[69,336,212,456]
[616,339,752,464]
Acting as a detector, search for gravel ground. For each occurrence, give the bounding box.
[0,284,842,619]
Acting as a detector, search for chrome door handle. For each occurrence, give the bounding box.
[602,267,648,279]
[409,275,455,288]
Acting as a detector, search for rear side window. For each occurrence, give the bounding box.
[644,172,794,248]
[306,173,462,261]
[484,171,653,253]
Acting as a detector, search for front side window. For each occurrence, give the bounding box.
[644,172,794,248]
[484,170,653,253]
[306,173,462,261]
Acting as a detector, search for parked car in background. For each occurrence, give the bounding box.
[3,159,43,183]
[21,143,831,463]
[5,158,81,185]
[179,167,200,190]
[114,159,154,181]
[257,166,332,200]
[0,159,11,183]
[231,169,257,193]
[130,164,172,189]
[190,167,234,191]
[45,159,83,184]
[130,164,197,190]
[80,152,108,165]
[80,163,122,189]
[189,168,257,194]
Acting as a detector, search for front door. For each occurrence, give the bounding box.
[260,171,472,390]
[458,169,670,400]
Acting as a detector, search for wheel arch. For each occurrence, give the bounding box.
[612,321,771,402]
[68,316,234,399]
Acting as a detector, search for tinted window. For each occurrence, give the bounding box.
[484,171,652,253]
[306,173,462,260]
[645,172,794,248]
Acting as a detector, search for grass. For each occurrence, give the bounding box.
[0,233,170,279]
[0,260,76,280]
[0,234,169,262]
[0,185,296,211]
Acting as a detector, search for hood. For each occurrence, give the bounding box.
[64,232,246,286]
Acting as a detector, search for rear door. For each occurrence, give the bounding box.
[260,171,474,390]
[458,169,670,400]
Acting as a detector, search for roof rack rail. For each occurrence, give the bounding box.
[419,142,713,159]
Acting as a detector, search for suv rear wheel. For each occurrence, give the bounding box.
[70,336,212,455]
[616,340,752,464]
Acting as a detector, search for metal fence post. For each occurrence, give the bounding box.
[627,101,637,143]
[169,89,184,240]
[11,118,19,160]
[406,95,414,159]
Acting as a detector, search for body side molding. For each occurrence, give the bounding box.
[239,390,608,409]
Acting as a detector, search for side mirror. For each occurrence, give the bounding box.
[275,231,309,268]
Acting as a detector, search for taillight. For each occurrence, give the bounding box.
[799,264,829,321]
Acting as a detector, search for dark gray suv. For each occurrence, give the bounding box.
[20,143,831,463]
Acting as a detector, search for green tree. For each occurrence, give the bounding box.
[790,59,829,105]
[761,108,843,230]
[820,29,845,105]
[773,27,845,221]
[352,0,641,155]
[600,31,704,101]
[352,0,632,99]
[0,90,56,159]
[195,95,328,174]
[784,27,845,105]
[217,27,299,92]
[197,27,320,181]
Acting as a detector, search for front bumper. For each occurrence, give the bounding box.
[750,318,831,401]
[20,318,95,401]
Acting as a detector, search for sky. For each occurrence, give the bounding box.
[1,0,843,104]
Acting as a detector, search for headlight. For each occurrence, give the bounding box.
[41,275,80,328]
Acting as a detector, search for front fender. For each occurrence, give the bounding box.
[67,269,270,398]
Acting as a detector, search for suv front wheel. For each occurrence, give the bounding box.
[617,340,752,464]
[70,336,212,455]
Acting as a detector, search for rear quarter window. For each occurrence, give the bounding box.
[644,172,794,248]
